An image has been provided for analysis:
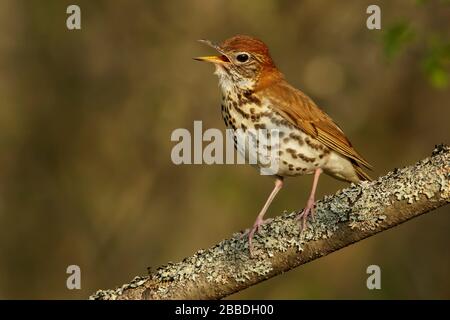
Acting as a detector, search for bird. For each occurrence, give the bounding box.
[194,35,372,255]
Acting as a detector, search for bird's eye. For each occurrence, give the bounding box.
[236,53,249,63]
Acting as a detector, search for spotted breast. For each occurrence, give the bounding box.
[220,88,359,182]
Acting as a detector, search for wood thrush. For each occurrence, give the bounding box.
[195,35,372,255]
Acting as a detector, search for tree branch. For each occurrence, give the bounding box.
[90,144,450,300]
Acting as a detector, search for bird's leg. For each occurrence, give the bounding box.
[297,168,322,231]
[247,177,283,256]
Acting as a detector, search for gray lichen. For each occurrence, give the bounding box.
[90,144,449,300]
[89,275,148,300]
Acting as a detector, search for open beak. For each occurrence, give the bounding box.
[193,39,230,64]
[193,55,229,63]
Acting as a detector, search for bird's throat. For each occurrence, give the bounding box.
[214,65,256,96]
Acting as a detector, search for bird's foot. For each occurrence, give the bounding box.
[240,217,273,237]
[241,217,273,256]
[296,197,316,231]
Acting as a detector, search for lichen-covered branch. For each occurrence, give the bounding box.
[90,145,450,300]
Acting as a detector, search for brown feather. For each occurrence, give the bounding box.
[256,73,372,172]
[354,165,372,181]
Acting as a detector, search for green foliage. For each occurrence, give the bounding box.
[381,0,450,89]
[422,38,450,89]
[382,22,415,61]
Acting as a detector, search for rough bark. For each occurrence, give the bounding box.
[90,144,450,300]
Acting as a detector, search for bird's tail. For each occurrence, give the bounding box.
[354,165,372,182]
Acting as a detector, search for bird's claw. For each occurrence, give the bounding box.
[240,218,272,237]
[241,218,272,256]
[296,198,316,231]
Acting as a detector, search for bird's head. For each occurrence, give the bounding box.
[194,35,279,92]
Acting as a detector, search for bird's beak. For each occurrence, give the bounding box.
[193,39,230,64]
[193,55,229,64]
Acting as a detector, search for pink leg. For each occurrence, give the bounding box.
[297,168,322,231]
[248,177,283,256]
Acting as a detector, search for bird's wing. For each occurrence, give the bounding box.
[262,80,372,170]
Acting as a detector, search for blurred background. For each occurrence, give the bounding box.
[0,0,449,299]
